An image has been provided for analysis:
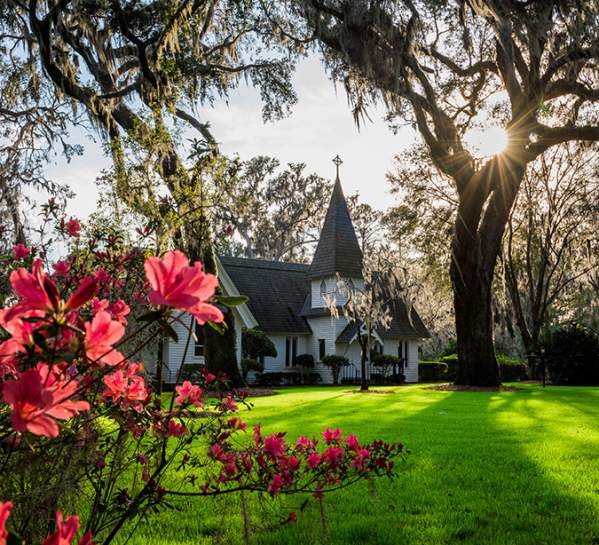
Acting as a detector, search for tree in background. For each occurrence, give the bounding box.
[346,194,384,255]
[501,144,599,376]
[215,157,331,262]
[385,146,456,356]
[279,0,599,385]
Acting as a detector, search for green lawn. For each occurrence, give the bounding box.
[131,384,599,545]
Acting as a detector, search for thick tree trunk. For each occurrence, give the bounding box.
[450,156,526,386]
[452,266,499,386]
[204,309,242,387]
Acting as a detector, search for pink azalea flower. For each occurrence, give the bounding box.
[281,454,301,472]
[2,365,90,437]
[13,243,30,259]
[295,435,316,451]
[286,511,297,524]
[267,474,284,496]
[346,433,360,451]
[0,308,38,358]
[91,298,110,314]
[321,427,343,444]
[94,268,110,284]
[174,381,203,407]
[66,218,81,238]
[203,371,216,383]
[350,448,371,470]
[263,433,287,458]
[0,501,12,545]
[306,452,322,469]
[226,417,246,431]
[165,419,187,437]
[322,446,345,467]
[42,512,80,545]
[6,261,97,321]
[84,311,125,366]
[219,396,238,412]
[144,250,224,324]
[102,367,148,412]
[52,260,70,277]
[109,299,130,325]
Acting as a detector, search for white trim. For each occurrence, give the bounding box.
[216,258,259,329]
[346,323,384,346]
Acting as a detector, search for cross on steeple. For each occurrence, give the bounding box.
[332,154,343,179]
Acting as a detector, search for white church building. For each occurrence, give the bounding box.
[164,173,430,384]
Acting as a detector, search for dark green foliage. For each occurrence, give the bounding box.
[371,354,405,384]
[438,354,458,381]
[372,354,402,367]
[321,354,350,385]
[496,355,528,382]
[437,340,457,358]
[542,325,599,385]
[432,353,528,382]
[242,328,277,360]
[241,358,264,381]
[178,364,204,384]
[418,361,449,382]
[294,353,315,368]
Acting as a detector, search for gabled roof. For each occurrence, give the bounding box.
[336,297,431,343]
[309,177,363,279]
[218,256,311,335]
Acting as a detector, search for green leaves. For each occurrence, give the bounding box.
[214,295,248,308]
[207,320,226,335]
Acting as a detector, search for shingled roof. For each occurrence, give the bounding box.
[309,177,363,279]
[336,299,431,343]
[219,256,311,335]
[218,179,429,340]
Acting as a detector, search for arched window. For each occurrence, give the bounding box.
[320,280,327,297]
[347,279,355,292]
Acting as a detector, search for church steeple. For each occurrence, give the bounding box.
[309,157,363,279]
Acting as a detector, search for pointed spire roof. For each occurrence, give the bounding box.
[309,175,363,279]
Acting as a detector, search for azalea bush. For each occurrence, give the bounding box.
[0,218,404,545]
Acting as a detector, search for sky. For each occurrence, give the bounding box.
[44,56,418,219]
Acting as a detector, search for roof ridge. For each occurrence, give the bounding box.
[218,255,309,271]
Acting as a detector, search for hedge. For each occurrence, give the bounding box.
[418,361,449,382]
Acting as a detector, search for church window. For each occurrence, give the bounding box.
[285,336,298,367]
[320,280,327,298]
[398,341,408,367]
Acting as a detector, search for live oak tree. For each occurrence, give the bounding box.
[0,0,302,381]
[346,194,384,255]
[280,0,599,385]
